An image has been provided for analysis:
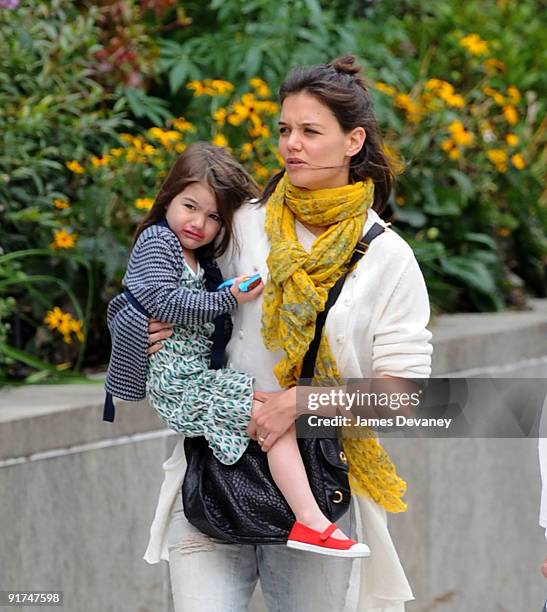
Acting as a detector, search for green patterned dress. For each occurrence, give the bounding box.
[147,260,253,465]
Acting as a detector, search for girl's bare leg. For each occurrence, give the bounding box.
[265,424,349,540]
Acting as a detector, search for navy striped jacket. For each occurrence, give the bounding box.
[104,221,237,420]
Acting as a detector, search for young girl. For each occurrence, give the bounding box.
[105,142,370,557]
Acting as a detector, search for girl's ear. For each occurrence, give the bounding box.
[346,127,366,157]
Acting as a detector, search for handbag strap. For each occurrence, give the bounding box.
[300,222,385,380]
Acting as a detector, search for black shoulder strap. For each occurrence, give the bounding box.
[300,222,386,380]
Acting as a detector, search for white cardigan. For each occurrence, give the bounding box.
[144,204,433,611]
[539,398,547,541]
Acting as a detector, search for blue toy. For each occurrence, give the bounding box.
[217,273,262,292]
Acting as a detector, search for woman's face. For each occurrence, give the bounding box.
[165,181,222,250]
[278,92,365,191]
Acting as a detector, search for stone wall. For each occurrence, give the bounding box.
[1,299,546,612]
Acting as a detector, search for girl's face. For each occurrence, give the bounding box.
[165,181,222,250]
[278,92,365,191]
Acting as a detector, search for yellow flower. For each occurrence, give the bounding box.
[212,134,229,148]
[253,163,269,180]
[503,105,518,125]
[507,86,521,104]
[486,148,508,172]
[147,127,163,140]
[425,78,445,91]
[395,195,406,206]
[483,58,506,72]
[394,93,423,123]
[505,133,519,146]
[483,86,505,106]
[175,143,187,154]
[240,142,253,160]
[241,92,257,107]
[131,136,146,151]
[90,155,112,168]
[375,82,397,96]
[119,133,134,143]
[445,93,465,108]
[425,79,465,108]
[448,148,460,160]
[51,229,77,249]
[249,77,271,98]
[147,128,181,148]
[135,198,154,210]
[486,149,507,164]
[110,147,125,157]
[172,117,195,132]
[188,79,234,97]
[187,80,207,96]
[511,153,525,170]
[69,319,85,343]
[53,198,69,210]
[210,80,235,96]
[459,33,489,56]
[44,306,65,331]
[255,100,278,115]
[249,123,271,139]
[66,160,84,174]
[45,309,85,345]
[227,102,250,126]
[440,138,455,152]
[448,121,475,146]
[213,108,227,125]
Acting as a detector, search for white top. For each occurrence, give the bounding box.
[539,397,547,541]
[144,204,433,611]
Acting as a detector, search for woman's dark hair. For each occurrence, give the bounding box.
[133,142,259,258]
[260,55,396,214]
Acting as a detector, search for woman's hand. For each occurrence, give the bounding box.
[250,387,297,452]
[147,318,174,355]
[542,555,547,578]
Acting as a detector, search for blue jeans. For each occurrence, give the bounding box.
[166,492,356,612]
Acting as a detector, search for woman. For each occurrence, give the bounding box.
[143,55,432,611]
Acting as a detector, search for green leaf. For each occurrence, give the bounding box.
[394,207,427,227]
[464,232,497,251]
[440,256,498,296]
[169,60,189,94]
[122,87,172,125]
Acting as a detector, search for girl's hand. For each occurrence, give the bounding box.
[251,387,297,452]
[542,556,547,578]
[147,318,174,354]
[230,276,264,305]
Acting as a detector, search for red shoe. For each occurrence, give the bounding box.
[286,521,371,558]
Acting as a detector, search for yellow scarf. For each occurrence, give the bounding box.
[261,175,407,513]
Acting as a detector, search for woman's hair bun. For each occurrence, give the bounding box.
[329,55,361,77]
[328,55,366,89]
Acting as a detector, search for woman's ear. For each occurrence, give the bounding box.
[346,127,366,157]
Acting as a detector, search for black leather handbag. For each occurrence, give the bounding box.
[181,224,385,544]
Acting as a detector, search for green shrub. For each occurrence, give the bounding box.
[0,0,545,382]
[0,0,131,380]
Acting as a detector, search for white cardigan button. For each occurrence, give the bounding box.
[344,298,352,307]
[238,330,244,339]
[336,334,344,344]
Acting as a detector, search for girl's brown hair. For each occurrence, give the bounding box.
[260,55,396,213]
[134,142,259,258]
